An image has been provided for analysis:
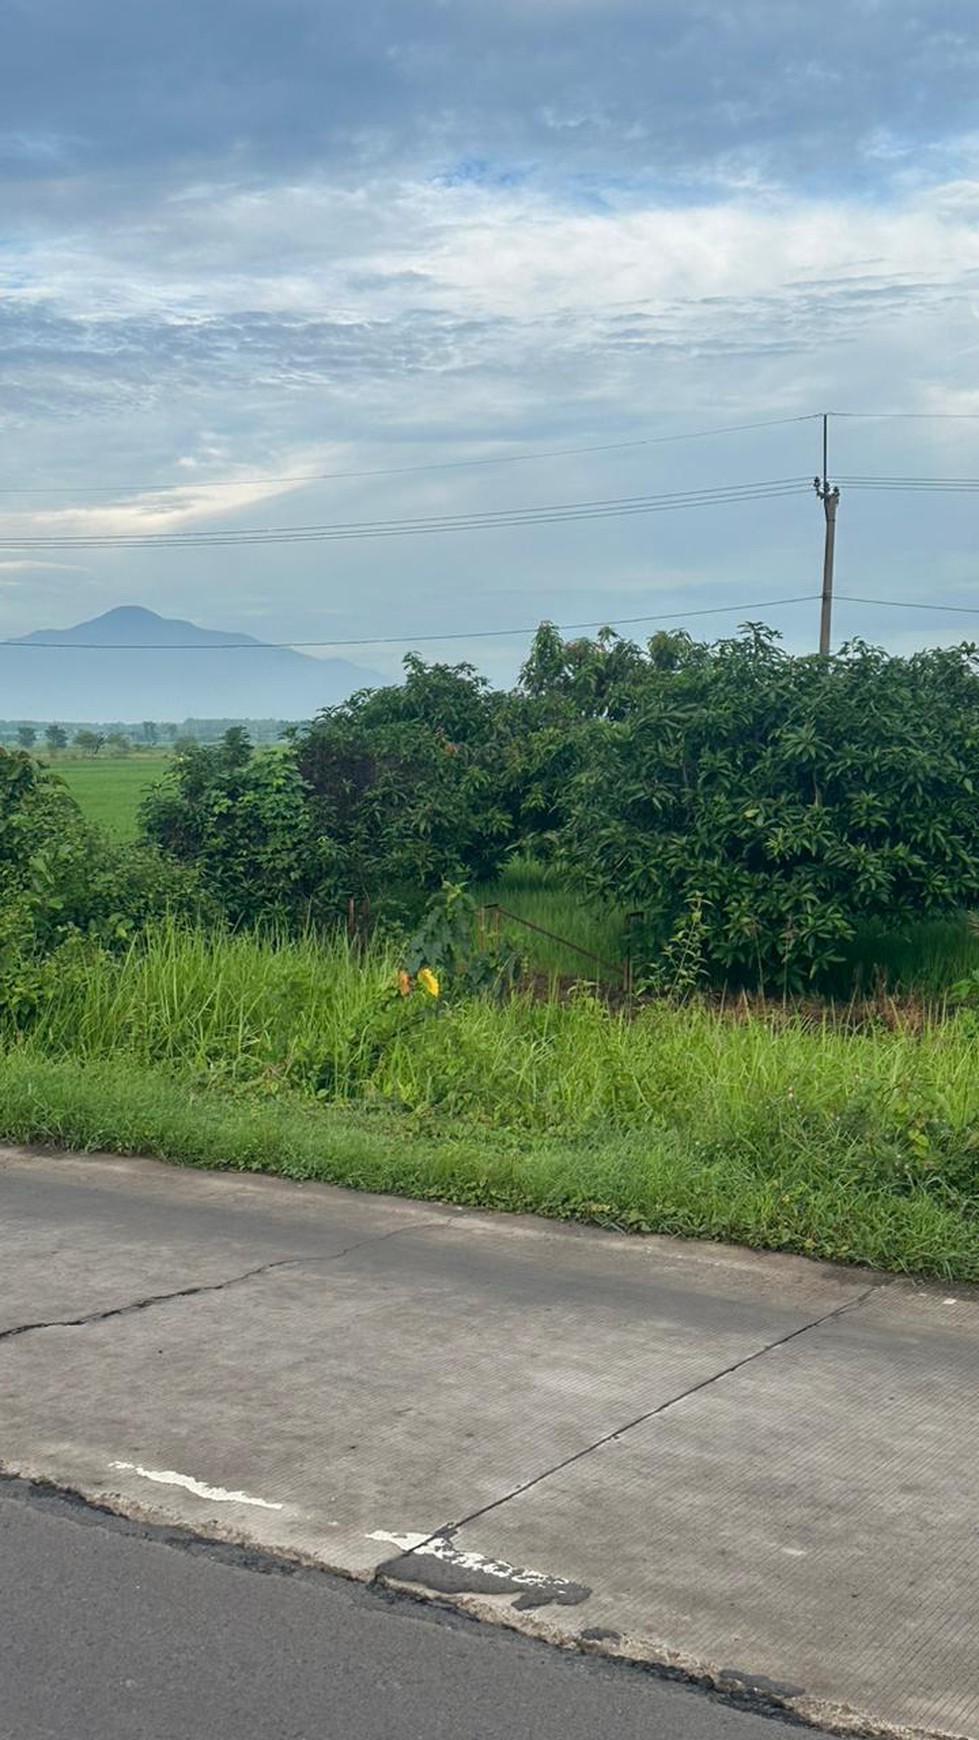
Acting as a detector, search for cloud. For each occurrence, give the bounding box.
[0,559,91,571]
[4,171,978,442]
[2,1,979,196]
[1,0,978,668]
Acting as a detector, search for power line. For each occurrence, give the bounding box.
[0,415,821,497]
[837,595,979,615]
[0,595,820,650]
[2,410,977,503]
[831,411,979,420]
[6,591,979,648]
[839,475,979,491]
[0,478,813,551]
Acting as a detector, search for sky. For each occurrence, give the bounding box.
[2,0,979,687]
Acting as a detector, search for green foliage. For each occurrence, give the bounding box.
[294,655,513,905]
[72,728,105,756]
[44,723,68,753]
[141,730,324,926]
[14,624,979,997]
[559,629,979,987]
[15,724,36,750]
[403,883,521,999]
[5,926,979,1277]
[0,748,206,1023]
[520,620,654,718]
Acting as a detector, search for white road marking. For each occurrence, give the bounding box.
[367,1529,572,1592]
[111,1460,283,1510]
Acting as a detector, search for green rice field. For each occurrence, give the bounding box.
[50,755,167,838]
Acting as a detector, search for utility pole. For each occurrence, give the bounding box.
[813,413,840,655]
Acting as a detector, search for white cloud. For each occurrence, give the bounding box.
[0,559,90,571]
[3,16,979,663]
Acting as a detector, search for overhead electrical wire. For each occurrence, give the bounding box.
[1,595,821,650]
[0,478,813,552]
[6,591,979,650]
[838,475,979,491]
[0,415,822,497]
[830,411,979,420]
[837,595,979,615]
[2,410,978,501]
[2,417,977,652]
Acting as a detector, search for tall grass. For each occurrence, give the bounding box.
[842,915,979,996]
[474,853,628,978]
[17,921,979,1131]
[5,920,978,1277]
[29,924,399,1095]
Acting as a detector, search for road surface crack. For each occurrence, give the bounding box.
[415,1280,886,1549]
[0,1260,297,1343]
[0,1218,448,1345]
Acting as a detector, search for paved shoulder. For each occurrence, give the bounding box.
[2,1146,977,1737]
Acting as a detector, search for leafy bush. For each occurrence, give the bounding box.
[294,656,513,906]
[402,883,521,1000]
[558,630,979,987]
[141,730,324,926]
[0,748,205,1022]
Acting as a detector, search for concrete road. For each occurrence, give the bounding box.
[0,1474,800,1740]
[2,1145,978,1738]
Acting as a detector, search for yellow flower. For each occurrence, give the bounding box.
[417,967,440,998]
[397,970,412,998]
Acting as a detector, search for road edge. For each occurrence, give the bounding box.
[0,1462,961,1740]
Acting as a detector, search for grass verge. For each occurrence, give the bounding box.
[1,1045,977,1283]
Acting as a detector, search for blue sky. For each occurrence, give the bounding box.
[2,0,978,684]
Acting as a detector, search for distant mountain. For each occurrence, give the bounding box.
[0,606,385,723]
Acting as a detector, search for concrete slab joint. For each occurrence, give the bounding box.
[2,1146,977,1740]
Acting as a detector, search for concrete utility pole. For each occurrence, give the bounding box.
[813,413,841,655]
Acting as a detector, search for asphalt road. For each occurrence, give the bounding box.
[0,1477,800,1740]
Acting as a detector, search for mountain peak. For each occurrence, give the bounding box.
[1,604,385,721]
[51,605,230,645]
[96,605,167,625]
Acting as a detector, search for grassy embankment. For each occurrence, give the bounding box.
[18,759,977,1278]
[2,921,978,1281]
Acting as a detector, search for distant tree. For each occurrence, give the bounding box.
[141,721,159,747]
[73,729,106,757]
[104,733,131,756]
[15,725,37,750]
[219,725,252,768]
[44,724,68,755]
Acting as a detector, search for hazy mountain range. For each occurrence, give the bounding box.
[0,607,385,723]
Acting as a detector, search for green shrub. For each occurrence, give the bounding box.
[294,656,513,902]
[141,730,324,926]
[0,747,206,1024]
[558,631,979,987]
